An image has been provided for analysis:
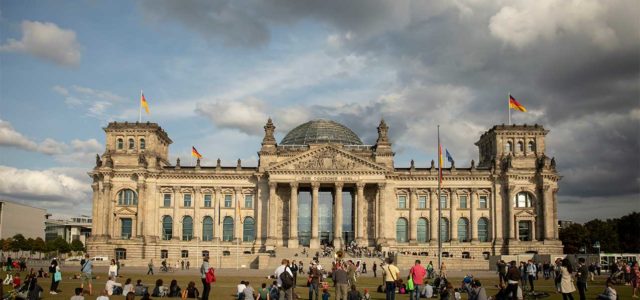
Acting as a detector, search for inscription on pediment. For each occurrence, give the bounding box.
[294,149,358,170]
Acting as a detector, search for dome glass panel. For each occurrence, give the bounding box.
[280,119,363,145]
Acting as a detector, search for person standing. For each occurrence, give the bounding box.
[187,260,190,270]
[200,256,211,300]
[373,262,378,278]
[49,258,60,294]
[291,261,299,288]
[427,261,434,279]
[80,254,93,296]
[506,261,520,300]
[109,259,118,278]
[347,260,357,288]
[630,261,639,298]
[382,258,400,300]
[363,262,367,274]
[274,259,294,300]
[409,260,426,300]
[308,261,321,300]
[333,263,349,300]
[147,259,154,275]
[560,258,576,300]
[497,260,507,285]
[526,260,537,291]
[576,258,589,300]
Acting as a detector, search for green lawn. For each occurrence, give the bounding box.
[2,270,636,300]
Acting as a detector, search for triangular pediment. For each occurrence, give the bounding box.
[267,145,388,173]
[115,207,137,215]
[514,209,536,217]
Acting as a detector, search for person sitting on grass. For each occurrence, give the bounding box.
[347,285,361,300]
[597,279,617,300]
[183,281,199,299]
[97,289,110,300]
[70,287,85,300]
[151,279,165,297]
[106,276,123,296]
[243,281,256,300]
[321,289,330,300]
[126,292,136,300]
[168,279,181,297]
[257,283,269,300]
[134,279,147,296]
[123,278,134,296]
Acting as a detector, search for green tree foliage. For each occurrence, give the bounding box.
[70,239,85,252]
[560,212,640,254]
[10,234,26,252]
[32,238,46,253]
[46,237,71,253]
[584,219,619,252]
[560,223,590,253]
[615,212,640,252]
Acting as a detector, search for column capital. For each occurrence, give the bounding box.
[356,182,366,190]
[289,181,299,189]
[335,182,344,189]
[311,182,320,190]
[172,186,181,192]
[409,188,417,195]
[193,186,202,193]
[234,186,243,193]
[213,186,222,193]
[92,182,100,192]
[470,188,478,194]
[449,188,458,194]
[102,182,112,191]
[377,183,386,189]
[542,185,551,192]
[269,182,278,189]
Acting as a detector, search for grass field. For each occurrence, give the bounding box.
[2,269,636,300]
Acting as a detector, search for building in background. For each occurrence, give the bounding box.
[558,220,575,230]
[87,119,563,266]
[0,200,47,239]
[45,215,92,244]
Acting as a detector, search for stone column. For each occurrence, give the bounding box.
[493,182,504,243]
[235,187,243,241]
[376,183,386,244]
[542,185,553,240]
[430,189,438,244]
[356,182,365,243]
[506,186,516,242]
[268,182,278,244]
[91,182,100,237]
[310,182,320,248]
[552,189,559,239]
[470,188,478,242]
[214,187,222,241]
[409,188,418,243]
[450,189,458,242]
[289,182,299,248]
[255,179,263,243]
[103,182,113,237]
[194,186,201,240]
[173,186,180,240]
[334,182,344,249]
[137,180,146,238]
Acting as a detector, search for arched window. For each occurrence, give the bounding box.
[117,138,124,150]
[505,141,513,153]
[517,141,524,152]
[528,141,535,152]
[117,189,138,205]
[417,218,429,243]
[243,217,255,242]
[458,218,469,242]
[478,217,489,242]
[440,217,450,242]
[182,216,193,241]
[140,138,146,150]
[514,192,533,208]
[202,216,214,241]
[162,216,173,240]
[396,218,408,243]
[128,138,135,149]
[223,217,234,242]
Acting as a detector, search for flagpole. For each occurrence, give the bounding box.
[437,125,442,276]
[508,92,511,125]
[139,90,143,123]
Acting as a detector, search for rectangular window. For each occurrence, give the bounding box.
[398,195,407,209]
[183,194,192,207]
[115,248,127,260]
[160,250,168,259]
[181,250,188,258]
[418,196,427,209]
[204,194,212,207]
[479,196,488,208]
[440,195,448,208]
[244,195,253,208]
[459,195,468,209]
[202,250,209,258]
[224,195,232,208]
[518,221,532,241]
[121,218,132,239]
[163,194,171,207]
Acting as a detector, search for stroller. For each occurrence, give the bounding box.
[3,277,42,300]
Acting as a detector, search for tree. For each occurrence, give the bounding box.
[32,238,46,258]
[47,237,70,254]
[616,212,640,252]
[2,238,12,252]
[584,219,619,253]
[70,240,85,252]
[10,234,26,253]
[560,223,590,254]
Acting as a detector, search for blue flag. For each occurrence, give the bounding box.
[446,149,454,163]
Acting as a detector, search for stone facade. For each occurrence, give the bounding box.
[87,120,563,267]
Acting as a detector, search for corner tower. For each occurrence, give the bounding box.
[102,122,172,169]
[475,124,548,169]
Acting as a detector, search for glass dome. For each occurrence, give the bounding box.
[280,119,363,146]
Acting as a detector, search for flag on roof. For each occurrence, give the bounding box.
[509,95,527,112]
[191,146,202,159]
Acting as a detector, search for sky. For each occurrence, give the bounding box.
[0,0,638,223]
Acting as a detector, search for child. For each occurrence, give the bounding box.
[71,287,85,300]
[322,289,330,300]
[12,273,21,289]
[363,288,371,300]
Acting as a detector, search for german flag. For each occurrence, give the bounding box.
[509,95,527,112]
[141,92,150,114]
[191,146,202,159]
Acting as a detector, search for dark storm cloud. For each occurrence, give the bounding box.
[144,0,640,219]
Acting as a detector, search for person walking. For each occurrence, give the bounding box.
[308,261,321,300]
[49,258,60,294]
[382,258,400,300]
[409,260,426,300]
[440,262,447,279]
[497,260,507,285]
[526,260,537,291]
[200,256,211,300]
[274,259,294,300]
[560,258,576,300]
[291,261,299,288]
[576,258,589,300]
[373,262,378,278]
[333,263,349,300]
[631,261,639,298]
[80,254,93,296]
[505,261,520,300]
[147,259,154,275]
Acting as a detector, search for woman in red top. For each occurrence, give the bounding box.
[13,273,21,289]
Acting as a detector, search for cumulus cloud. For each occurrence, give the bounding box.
[52,84,125,119]
[0,119,39,151]
[0,20,81,66]
[0,166,92,214]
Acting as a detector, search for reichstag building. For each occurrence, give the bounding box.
[87,119,563,266]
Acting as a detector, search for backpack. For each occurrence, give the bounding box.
[270,286,280,300]
[280,267,294,289]
[49,265,56,273]
[205,268,216,284]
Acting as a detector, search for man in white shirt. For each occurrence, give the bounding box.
[422,280,434,298]
[237,281,247,300]
[274,259,294,300]
[105,276,123,296]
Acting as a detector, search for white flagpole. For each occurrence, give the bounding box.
[139,90,143,123]
[508,92,511,125]
[437,125,442,276]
